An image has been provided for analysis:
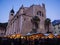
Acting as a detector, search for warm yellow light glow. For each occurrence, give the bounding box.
[48,33,55,39]
[4,33,60,39]
[21,36,24,39]
[57,35,60,38]
[41,36,45,39]
[45,36,48,39]
[15,34,21,38]
[10,36,13,39]
[9,34,22,39]
[12,35,15,37]
[11,34,16,38]
[36,35,38,38]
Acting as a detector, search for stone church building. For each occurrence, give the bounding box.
[6,3,53,36]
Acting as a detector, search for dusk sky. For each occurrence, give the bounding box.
[0,0,60,23]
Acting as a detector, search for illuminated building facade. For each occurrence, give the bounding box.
[52,20,60,34]
[0,23,8,36]
[6,3,53,36]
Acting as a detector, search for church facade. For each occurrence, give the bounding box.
[6,3,53,36]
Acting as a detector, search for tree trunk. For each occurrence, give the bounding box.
[47,25,49,33]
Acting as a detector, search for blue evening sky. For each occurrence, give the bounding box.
[0,0,60,23]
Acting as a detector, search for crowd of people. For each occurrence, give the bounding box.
[0,37,60,45]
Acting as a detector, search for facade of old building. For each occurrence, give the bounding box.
[6,4,53,36]
[0,23,8,37]
[52,20,60,34]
